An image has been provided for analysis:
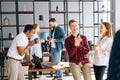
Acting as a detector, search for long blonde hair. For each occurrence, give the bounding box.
[102,22,113,39]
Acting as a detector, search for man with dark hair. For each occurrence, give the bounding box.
[6,24,35,80]
[49,18,56,22]
[48,18,66,79]
[23,24,35,32]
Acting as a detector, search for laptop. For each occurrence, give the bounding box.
[32,54,52,69]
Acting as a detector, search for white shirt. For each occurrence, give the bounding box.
[51,28,56,48]
[93,36,113,66]
[7,32,28,60]
[30,34,42,60]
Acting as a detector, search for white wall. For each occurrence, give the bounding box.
[1,1,115,47]
[34,2,50,42]
[1,1,49,47]
[35,2,49,27]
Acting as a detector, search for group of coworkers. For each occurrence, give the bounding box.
[5,17,119,80]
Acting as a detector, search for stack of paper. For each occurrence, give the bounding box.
[52,62,69,69]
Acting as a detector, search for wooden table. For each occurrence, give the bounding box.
[27,62,69,80]
[42,52,51,57]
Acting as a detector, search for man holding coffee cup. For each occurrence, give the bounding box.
[6,24,35,80]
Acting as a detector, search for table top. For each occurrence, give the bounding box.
[28,62,69,72]
[42,52,51,57]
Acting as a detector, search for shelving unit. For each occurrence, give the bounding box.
[67,0,84,34]
[40,27,50,29]
[93,0,111,44]
[0,0,35,79]
[49,0,83,34]
[49,0,83,35]
[49,0,111,45]
[49,0,66,34]
[0,0,35,48]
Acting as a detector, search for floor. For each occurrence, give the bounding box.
[23,66,107,80]
[24,73,107,80]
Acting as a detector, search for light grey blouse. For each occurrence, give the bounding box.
[93,36,113,66]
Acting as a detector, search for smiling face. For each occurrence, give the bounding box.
[100,23,107,36]
[27,29,35,38]
[69,22,79,34]
[69,19,79,35]
[49,21,56,28]
[49,18,57,29]
[24,24,35,38]
[49,21,57,29]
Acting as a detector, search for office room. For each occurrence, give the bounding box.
[0,0,120,80]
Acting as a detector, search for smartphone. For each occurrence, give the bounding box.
[77,33,79,37]
[47,36,50,40]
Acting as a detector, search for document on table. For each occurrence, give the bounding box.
[52,62,69,69]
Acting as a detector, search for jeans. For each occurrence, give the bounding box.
[50,48,63,78]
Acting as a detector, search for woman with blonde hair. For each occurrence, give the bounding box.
[93,22,113,80]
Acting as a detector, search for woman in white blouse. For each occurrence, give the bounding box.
[93,22,113,80]
[30,24,44,79]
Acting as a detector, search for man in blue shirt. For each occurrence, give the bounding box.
[48,18,66,79]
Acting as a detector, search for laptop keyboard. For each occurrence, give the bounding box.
[41,63,52,68]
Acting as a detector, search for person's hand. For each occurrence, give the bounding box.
[29,61,35,68]
[74,37,82,46]
[28,40,35,47]
[94,45,103,51]
[49,38,55,43]
[94,45,105,55]
[94,45,99,51]
[40,39,45,43]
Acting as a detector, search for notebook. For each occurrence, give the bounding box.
[32,54,52,69]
